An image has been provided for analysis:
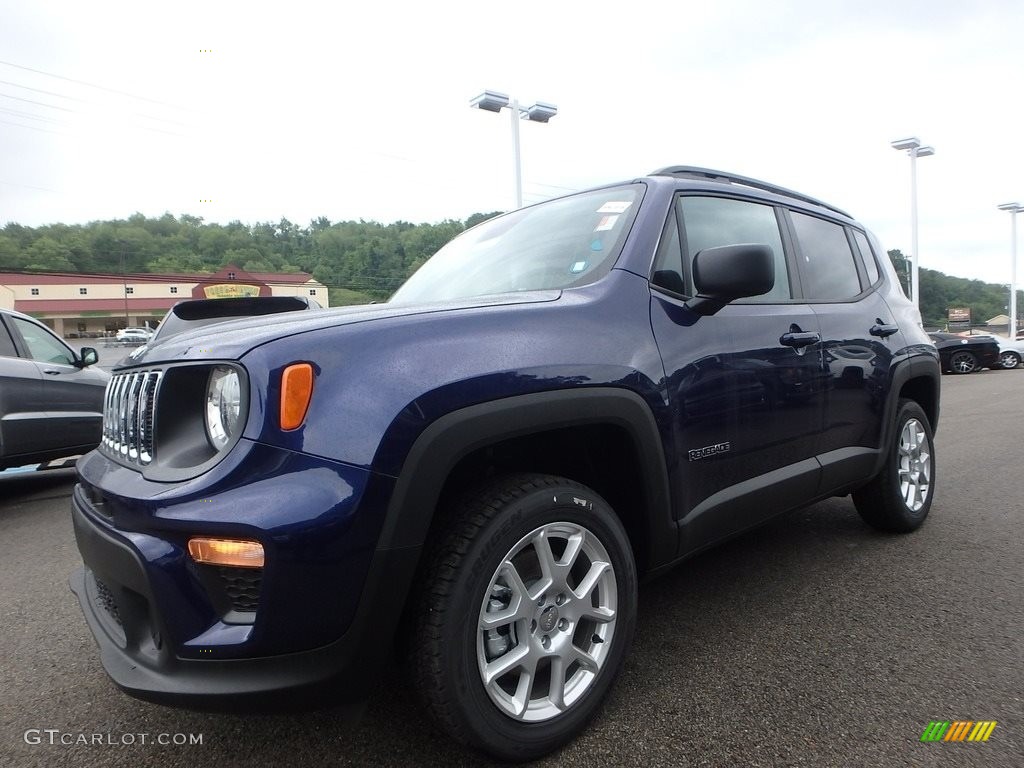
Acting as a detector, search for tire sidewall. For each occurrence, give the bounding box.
[439,482,637,759]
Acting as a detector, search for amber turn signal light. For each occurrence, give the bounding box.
[280,363,314,430]
[187,537,265,568]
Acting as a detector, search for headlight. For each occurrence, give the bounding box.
[205,366,242,450]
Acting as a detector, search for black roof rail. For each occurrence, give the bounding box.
[650,165,851,219]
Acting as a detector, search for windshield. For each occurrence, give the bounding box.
[390,184,644,305]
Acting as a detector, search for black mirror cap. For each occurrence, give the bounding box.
[687,244,774,315]
[80,347,99,367]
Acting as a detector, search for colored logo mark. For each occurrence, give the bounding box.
[920,721,997,742]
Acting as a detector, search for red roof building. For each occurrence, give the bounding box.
[0,265,327,337]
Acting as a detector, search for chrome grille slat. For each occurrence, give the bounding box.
[101,370,162,466]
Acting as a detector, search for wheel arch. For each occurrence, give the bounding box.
[870,356,941,477]
[377,388,675,574]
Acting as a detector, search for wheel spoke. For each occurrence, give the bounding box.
[483,641,531,685]
[559,531,585,573]
[480,563,530,630]
[509,650,540,717]
[531,531,557,596]
[570,645,600,672]
[579,605,616,623]
[572,560,611,602]
[548,655,566,711]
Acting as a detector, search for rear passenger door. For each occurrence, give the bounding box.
[650,195,827,555]
[786,211,898,492]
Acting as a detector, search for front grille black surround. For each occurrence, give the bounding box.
[99,362,249,482]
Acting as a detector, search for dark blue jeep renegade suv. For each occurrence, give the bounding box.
[71,167,940,761]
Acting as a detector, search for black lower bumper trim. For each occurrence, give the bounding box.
[71,499,421,711]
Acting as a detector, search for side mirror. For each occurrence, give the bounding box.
[79,347,99,367]
[686,244,775,316]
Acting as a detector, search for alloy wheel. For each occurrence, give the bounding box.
[476,521,617,722]
[950,352,977,374]
[898,418,931,512]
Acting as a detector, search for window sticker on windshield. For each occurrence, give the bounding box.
[597,201,632,214]
[570,260,588,273]
[594,215,619,232]
[590,239,603,251]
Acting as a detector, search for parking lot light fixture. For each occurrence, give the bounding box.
[470,90,558,209]
[891,137,935,311]
[997,202,1023,339]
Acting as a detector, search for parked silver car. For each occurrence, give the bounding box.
[0,308,109,469]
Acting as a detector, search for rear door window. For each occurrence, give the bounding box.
[790,212,862,301]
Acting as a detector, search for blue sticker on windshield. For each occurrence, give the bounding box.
[570,260,588,273]
[590,240,603,252]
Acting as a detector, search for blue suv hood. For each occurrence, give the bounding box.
[119,291,561,368]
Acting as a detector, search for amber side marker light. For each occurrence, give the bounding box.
[188,538,265,568]
[280,362,314,430]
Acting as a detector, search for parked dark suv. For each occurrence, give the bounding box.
[1,308,108,470]
[70,167,941,761]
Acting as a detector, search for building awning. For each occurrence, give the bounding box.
[14,298,178,313]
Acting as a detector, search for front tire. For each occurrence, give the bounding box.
[853,399,935,532]
[409,473,637,762]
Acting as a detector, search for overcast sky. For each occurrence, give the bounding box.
[1,0,1022,285]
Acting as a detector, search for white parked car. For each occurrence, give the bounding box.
[959,331,1024,369]
[114,327,153,343]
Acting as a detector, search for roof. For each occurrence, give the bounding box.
[0,269,316,286]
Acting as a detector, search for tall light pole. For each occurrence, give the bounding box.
[470,90,558,209]
[997,202,1022,339]
[891,137,935,312]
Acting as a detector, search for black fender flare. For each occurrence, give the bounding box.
[871,354,941,477]
[376,387,675,569]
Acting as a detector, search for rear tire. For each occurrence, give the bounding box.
[998,351,1021,370]
[853,399,935,532]
[409,473,637,762]
[948,351,977,374]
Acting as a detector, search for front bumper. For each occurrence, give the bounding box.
[70,441,420,709]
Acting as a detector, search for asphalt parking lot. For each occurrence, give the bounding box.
[1,373,1021,768]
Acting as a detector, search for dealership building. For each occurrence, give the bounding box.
[0,265,328,337]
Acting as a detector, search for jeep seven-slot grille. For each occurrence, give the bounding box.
[102,371,162,464]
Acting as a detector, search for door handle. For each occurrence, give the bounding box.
[870,320,899,338]
[43,369,61,375]
[780,331,820,348]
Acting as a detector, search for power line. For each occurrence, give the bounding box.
[0,78,91,104]
[0,91,187,138]
[0,92,75,113]
[0,59,193,113]
[0,106,68,126]
[0,117,67,136]
[0,179,60,193]
[0,77,192,129]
